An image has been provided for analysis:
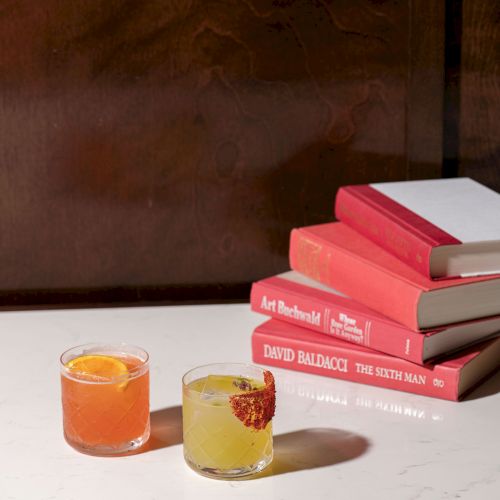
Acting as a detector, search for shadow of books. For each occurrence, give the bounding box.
[254,428,369,478]
[463,370,500,401]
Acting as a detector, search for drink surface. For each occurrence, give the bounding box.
[61,354,149,449]
[183,374,273,471]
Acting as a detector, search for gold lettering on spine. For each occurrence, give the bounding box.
[339,198,416,262]
[318,245,332,282]
[381,227,411,259]
[296,236,323,281]
[338,205,380,237]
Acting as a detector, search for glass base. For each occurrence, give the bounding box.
[64,427,150,456]
[184,454,272,479]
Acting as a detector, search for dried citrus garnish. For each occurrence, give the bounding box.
[229,370,275,430]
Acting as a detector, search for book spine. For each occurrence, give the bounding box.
[335,186,434,277]
[289,229,422,330]
[252,328,459,401]
[250,280,426,364]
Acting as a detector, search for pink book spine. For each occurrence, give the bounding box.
[252,326,460,401]
[335,186,460,278]
[250,278,427,364]
[289,228,422,330]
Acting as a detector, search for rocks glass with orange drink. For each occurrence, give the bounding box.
[60,343,150,455]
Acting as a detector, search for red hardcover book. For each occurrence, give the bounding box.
[250,271,500,365]
[289,222,500,331]
[252,319,500,401]
[334,178,500,278]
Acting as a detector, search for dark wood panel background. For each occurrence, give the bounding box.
[458,0,500,192]
[0,0,495,307]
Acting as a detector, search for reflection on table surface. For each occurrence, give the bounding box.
[274,370,445,422]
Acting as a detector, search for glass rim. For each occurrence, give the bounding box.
[182,362,268,394]
[60,342,149,384]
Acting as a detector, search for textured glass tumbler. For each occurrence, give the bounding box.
[60,343,150,456]
[182,363,275,479]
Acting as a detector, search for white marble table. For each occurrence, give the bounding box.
[0,304,499,500]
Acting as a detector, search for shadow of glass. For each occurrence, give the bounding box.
[135,407,370,481]
[254,428,370,479]
[139,406,183,453]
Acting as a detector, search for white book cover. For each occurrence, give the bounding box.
[335,177,500,277]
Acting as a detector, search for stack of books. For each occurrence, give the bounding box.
[250,178,500,401]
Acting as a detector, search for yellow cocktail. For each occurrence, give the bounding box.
[182,363,275,478]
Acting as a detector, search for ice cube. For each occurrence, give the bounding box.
[199,375,247,403]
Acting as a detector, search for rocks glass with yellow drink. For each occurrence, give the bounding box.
[182,363,275,478]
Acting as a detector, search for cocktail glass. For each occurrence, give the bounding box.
[60,343,150,455]
[182,363,275,479]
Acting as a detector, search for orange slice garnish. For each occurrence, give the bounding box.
[65,354,129,390]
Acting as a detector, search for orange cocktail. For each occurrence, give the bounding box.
[60,343,150,455]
